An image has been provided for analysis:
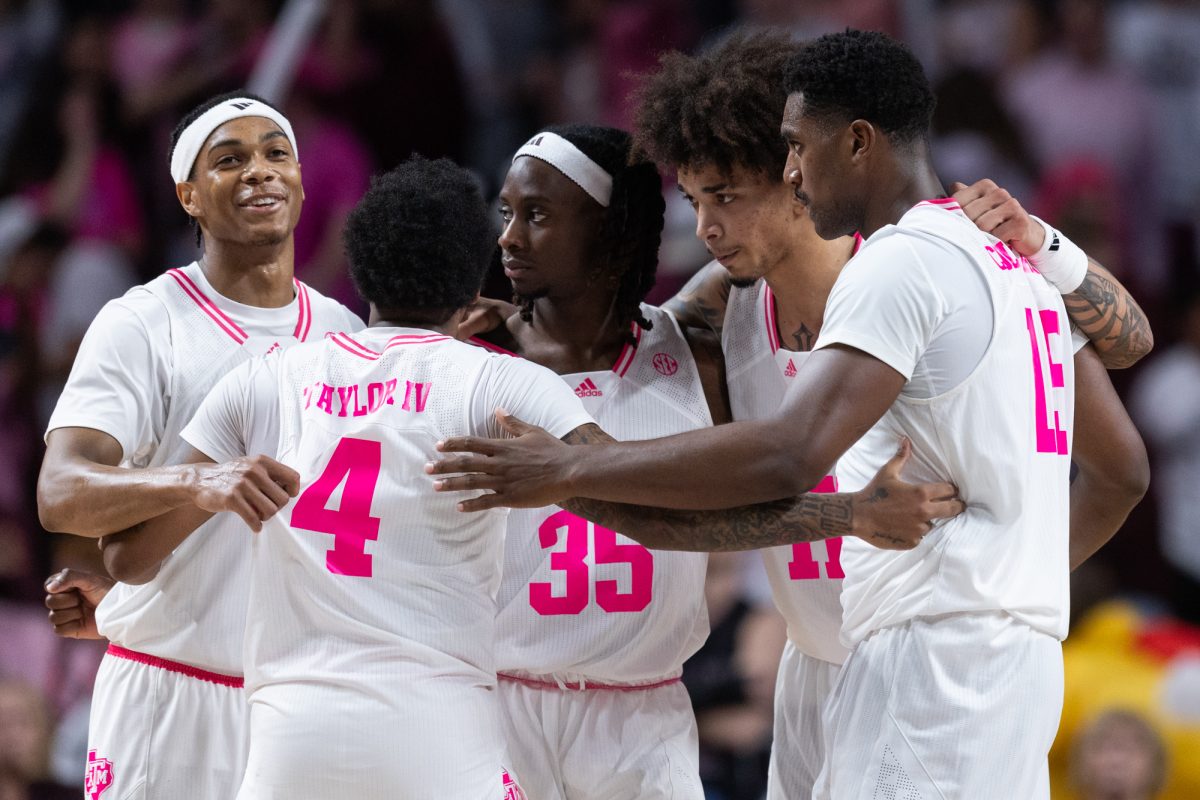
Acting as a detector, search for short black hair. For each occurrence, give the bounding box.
[170,90,284,246]
[783,29,936,144]
[633,30,799,179]
[344,156,493,322]
[515,124,664,343]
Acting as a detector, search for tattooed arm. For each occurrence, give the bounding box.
[953,179,1153,368]
[1063,260,1153,369]
[500,424,962,553]
[663,261,733,336]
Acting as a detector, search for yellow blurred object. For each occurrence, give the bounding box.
[1050,601,1200,799]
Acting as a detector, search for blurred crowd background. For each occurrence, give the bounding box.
[0,0,1198,798]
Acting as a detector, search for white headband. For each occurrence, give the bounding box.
[170,97,298,184]
[512,132,612,207]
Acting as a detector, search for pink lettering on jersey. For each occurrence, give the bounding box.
[334,384,370,418]
[1025,307,1069,455]
[787,475,845,580]
[292,437,383,577]
[529,510,654,615]
[84,749,114,800]
[985,241,1038,274]
[652,352,679,376]
[400,380,431,412]
[315,384,335,415]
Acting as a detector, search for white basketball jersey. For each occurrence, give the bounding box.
[825,201,1075,646]
[722,279,849,666]
[243,329,593,693]
[83,263,358,674]
[493,305,712,683]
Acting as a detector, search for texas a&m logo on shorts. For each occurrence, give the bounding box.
[85,749,114,799]
[502,767,527,800]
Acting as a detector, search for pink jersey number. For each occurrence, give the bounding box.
[530,510,654,615]
[291,437,383,578]
[1025,306,1069,455]
[787,475,845,580]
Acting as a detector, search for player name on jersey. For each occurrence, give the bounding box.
[301,377,431,417]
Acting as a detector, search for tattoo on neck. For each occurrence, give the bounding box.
[792,323,816,351]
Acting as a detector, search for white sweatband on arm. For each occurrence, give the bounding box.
[1027,215,1088,294]
[513,132,612,207]
[170,97,298,184]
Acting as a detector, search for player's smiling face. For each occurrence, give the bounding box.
[179,116,304,248]
[781,93,859,241]
[676,162,802,286]
[497,155,606,300]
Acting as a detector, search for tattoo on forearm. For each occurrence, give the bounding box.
[562,423,614,446]
[1065,263,1153,368]
[560,491,854,552]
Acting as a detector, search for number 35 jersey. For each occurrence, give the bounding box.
[723,278,849,667]
[493,305,712,684]
[181,327,593,692]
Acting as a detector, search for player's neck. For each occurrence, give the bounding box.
[198,239,296,308]
[762,235,853,352]
[368,308,458,336]
[515,291,629,374]
[860,148,945,239]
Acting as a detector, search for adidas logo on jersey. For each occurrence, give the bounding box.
[574,378,603,397]
[784,358,797,377]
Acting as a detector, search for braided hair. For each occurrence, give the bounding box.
[513,124,664,345]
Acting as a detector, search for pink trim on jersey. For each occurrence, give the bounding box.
[852,232,864,254]
[915,197,963,212]
[166,269,248,344]
[292,279,312,341]
[612,322,642,377]
[763,285,781,354]
[498,672,681,692]
[469,336,519,357]
[106,644,244,687]
[330,331,451,361]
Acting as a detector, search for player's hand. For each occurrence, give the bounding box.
[455,297,517,341]
[189,455,301,532]
[849,439,965,550]
[951,179,1046,256]
[44,568,113,640]
[429,410,577,511]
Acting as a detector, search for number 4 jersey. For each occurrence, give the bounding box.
[181,327,593,692]
[489,305,713,685]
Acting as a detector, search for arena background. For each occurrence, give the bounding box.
[0,0,1197,797]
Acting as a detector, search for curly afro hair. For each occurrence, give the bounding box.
[513,124,664,345]
[170,90,284,246]
[783,30,935,144]
[632,31,800,179]
[344,156,493,323]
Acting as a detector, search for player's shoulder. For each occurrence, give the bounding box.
[87,277,172,339]
[297,281,366,332]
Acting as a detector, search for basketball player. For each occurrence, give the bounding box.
[629,31,1153,798]
[36,92,363,799]
[429,30,1149,797]
[483,122,974,800]
[144,155,599,797]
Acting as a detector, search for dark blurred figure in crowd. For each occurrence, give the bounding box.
[681,554,784,800]
[1132,286,1200,625]
[0,678,75,800]
[1070,709,1167,800]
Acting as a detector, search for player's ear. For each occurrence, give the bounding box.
[847,119,876,164]
[176,181,202,221]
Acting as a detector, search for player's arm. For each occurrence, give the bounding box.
[681,324,732,425]
[99,448,299,584]
[662,261,733,335]
[1067,344,1149,570]
[44,568,114,640]
[38,428,235,538]
[556,425,957,551]
[953,179,1153,369]
[433,343,907,511]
